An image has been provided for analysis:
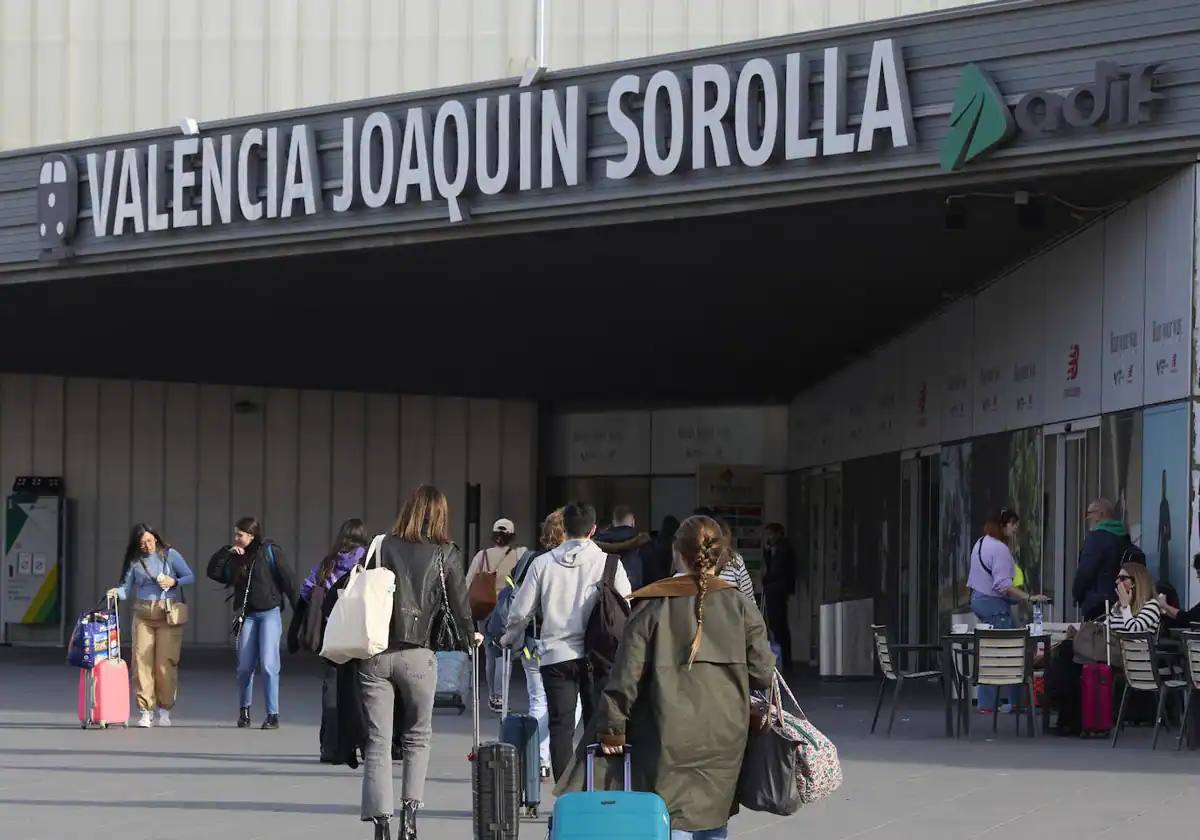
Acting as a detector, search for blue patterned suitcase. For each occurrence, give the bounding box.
[550,745,670,839]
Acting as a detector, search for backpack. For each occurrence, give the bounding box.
[320,535,395,664]
[484,550,539,643]
[585,554,630,681]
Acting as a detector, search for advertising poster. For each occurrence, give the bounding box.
[1043,225,1103,423]
[1102,201,1146,412]
[1101,410,1144,545]
[3,493,62,625]
[1007,428,1043,594]
[1006,264,1045,431]
[939,442,973,615]
[972,282,1008,437]
[1142,402,1189,592]
[901,321,943,450]
[1143,170,1193,405]
[697,464,765,582]
[940,300,974,442]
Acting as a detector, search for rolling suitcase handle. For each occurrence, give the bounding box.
[584,743,633,793]
[470,643,481,757]
[501,645,511,720]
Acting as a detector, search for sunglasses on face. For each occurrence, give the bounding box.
[1116,574,1134,584]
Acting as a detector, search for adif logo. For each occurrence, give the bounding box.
[940,61,1162,171]
[939,64,1015,172]
[38,153,78,251]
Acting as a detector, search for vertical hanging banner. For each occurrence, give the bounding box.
[4,484,64,625]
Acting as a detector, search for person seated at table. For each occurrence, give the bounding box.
[966,508,1043,714]
[1047,562,1161,735]
[1157,554,1200,630]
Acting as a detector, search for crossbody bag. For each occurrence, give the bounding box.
[138,552,188,626]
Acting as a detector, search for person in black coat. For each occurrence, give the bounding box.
[763,523,797,666]
[207,516,296,729]
[1071,499,1133,620]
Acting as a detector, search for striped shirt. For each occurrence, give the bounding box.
[719,552,756,600]
[1107,598,1162,636]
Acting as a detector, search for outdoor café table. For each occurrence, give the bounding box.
[942,632,1052,737]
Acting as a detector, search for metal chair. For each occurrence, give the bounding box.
[1112,631,1188,749]
[870,625,945,736]
[972,628,1036,737]
[1174,631,1200,751]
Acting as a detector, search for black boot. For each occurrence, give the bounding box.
[371,816,392,840]
[262,714,280,730]
[399,800,418,840]
[237,707,250,729]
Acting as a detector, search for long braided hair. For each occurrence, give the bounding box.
[673,515,730,668]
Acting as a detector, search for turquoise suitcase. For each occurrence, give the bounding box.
[550,745,670,839]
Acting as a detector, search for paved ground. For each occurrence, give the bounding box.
[1,647,1197,840]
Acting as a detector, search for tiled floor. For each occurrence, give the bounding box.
[1,648,1196,839]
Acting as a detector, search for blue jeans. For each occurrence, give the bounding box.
[969,592,1016,711]
[236,607,281,714]
[521,651,551,767]
[672,828,728,839]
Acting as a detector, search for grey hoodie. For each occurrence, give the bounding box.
[502,538,632,666]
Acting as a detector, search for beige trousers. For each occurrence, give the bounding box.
[132,602,184,711]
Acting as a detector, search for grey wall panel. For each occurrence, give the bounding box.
[130,381,166,528]
[64,378,100,620]
[163,382,199,644]
[231,386,267,527]
[0,375,34,495]
[297,390,334,580]
[264,388,301,582]
[500,399,538,549]
[196,384,233,646]
[468,398,503,545]
[96,380,132,612]
[434,397,470,552]
[365,392,401,536]
[331,391,368,537]
[0,371,536,644]
[400,395,436,498]
[31,376,64,475]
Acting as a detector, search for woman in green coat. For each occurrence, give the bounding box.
[556,514,776,838]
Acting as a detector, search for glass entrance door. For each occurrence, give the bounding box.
[1043,423,1100,621]
[899,452,940,657]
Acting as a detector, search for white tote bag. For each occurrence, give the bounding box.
[320,534,395,664]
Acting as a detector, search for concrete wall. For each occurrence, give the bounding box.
[0,373,537,644]
[0,0,991,152]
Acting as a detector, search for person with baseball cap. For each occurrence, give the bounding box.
[466,517,527,712]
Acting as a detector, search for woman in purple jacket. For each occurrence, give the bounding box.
[295,518,368,762]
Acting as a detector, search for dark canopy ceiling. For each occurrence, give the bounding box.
[0,163,1180,405]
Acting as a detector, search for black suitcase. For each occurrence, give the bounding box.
[470,646,521,839]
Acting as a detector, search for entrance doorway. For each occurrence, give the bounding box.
[1042,419,1100,621]
[803,469,842,664]
[899,450,940,652]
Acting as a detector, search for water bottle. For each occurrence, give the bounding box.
[1032,601,1044,636]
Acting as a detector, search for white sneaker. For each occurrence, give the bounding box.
[137,710,154,728]
[156,708,172,727]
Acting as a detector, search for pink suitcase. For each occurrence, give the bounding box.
[78,595,130,729]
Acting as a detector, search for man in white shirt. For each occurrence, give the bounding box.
[501,500,631,782]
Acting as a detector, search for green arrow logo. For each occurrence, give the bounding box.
[939,64,1016,171]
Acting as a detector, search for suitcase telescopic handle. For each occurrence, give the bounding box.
[501,645,511,720]
[470,645,481,753]
[584,743,632,793]
[106,592,122,656]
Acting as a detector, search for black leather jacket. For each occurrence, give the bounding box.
[326,537,473,652]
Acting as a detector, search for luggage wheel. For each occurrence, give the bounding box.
[527,805,538,819]
[80,722,88,730]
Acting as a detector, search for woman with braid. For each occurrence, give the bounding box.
[556,515,775,839]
